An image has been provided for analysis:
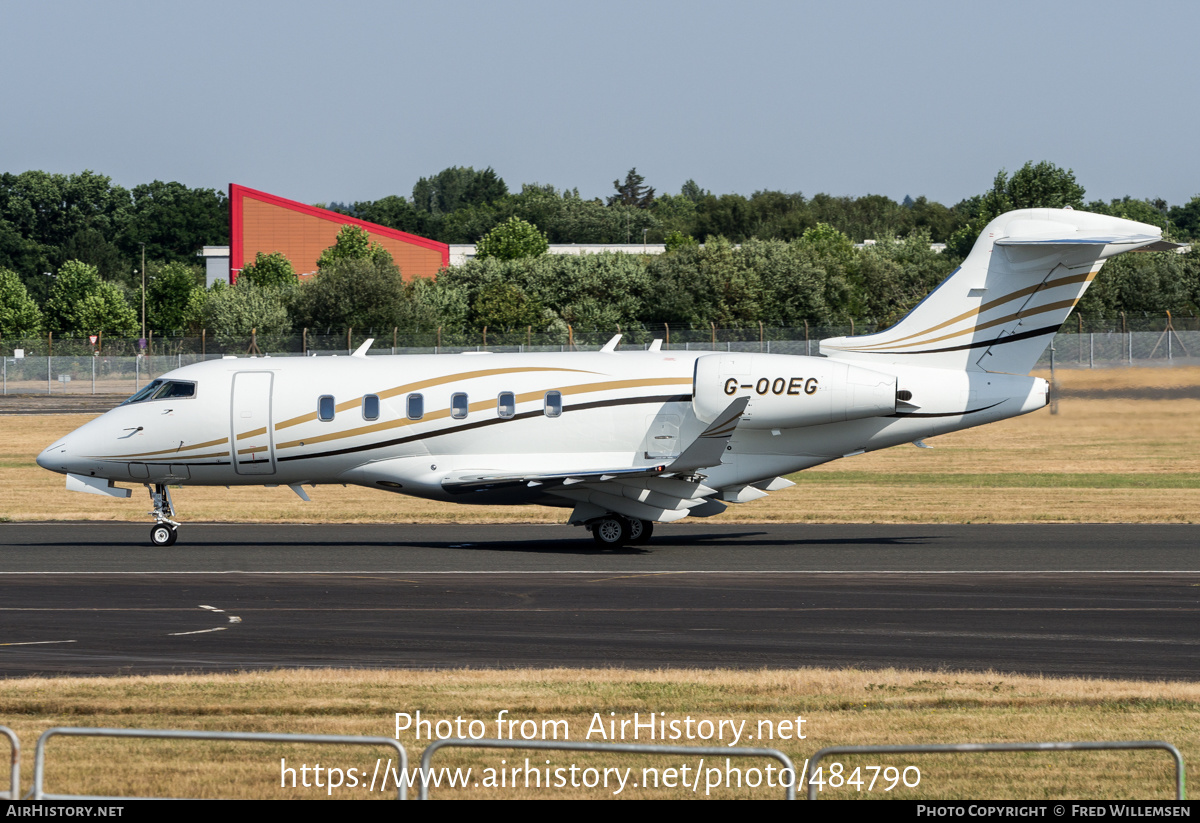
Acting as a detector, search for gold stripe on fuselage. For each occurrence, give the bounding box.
[825,268,1098,352]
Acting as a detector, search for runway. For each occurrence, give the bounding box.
[1,522,1197,679]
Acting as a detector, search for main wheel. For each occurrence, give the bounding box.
[150,524,178,547]
[591,515,631,547]
[628,518,654,544]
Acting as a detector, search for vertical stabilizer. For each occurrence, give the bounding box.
[820,209,1171,374]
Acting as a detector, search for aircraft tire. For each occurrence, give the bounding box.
[628,518,654,544]
[591,516,631,547]
[150,524,178,547]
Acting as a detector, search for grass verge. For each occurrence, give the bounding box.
[2,667,1195,800]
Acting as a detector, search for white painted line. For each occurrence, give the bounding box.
[2,570,1198,576]
[199,605,224,612]
[228,616,241,623]
[0,640,77,646]
[168,627,228,636]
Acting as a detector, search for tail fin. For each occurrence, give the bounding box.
[821,208,1176,374]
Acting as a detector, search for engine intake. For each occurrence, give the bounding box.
[692,353,897,430]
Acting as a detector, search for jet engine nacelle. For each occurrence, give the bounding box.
[692,353,897,429]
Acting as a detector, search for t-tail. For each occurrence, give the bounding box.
[821,208,1179,374]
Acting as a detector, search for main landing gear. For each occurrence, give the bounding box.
[147,483,180,547]
[590,514,654,547]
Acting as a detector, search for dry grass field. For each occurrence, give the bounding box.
[4,366,1198,524]
[3,668,1194,800]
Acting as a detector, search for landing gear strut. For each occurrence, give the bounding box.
[590,515,654,547]
[147,483,179,547]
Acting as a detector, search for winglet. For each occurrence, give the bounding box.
[352,338,375,357]
[600,334,622,353]
[666,396,748,473]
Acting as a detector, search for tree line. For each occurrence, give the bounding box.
[1,163,1199,344]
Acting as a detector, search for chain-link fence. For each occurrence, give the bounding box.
[4,326,1195,398]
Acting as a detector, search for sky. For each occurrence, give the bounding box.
[2,0,1197,209]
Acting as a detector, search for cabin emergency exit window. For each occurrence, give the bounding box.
[544,391,562,417]
[318,395,335,422]
[451,392,468,419]
[363,394,380,421]
[498,392,515,419]
[407,393,424,420]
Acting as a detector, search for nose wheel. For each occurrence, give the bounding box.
[147,483,181,547]
[151,522,178,547]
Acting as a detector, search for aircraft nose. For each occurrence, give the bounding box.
[37,440,69,473]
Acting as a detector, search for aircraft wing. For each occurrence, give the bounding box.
[440,397,749,523]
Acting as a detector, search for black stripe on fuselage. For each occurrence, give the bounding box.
[878,323,1060,355]
[887,400,1005,419]
[277,394,692,463]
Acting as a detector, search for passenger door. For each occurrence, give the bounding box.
[230,371,276,475]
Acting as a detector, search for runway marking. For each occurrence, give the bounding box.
[199,605,224,612]
[168,627,228,636]
[4,570,1200,576]
[0,640,77,646]
[587,572,688,582]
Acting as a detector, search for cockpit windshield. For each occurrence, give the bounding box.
[121,379,197,405]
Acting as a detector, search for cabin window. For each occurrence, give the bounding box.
[318,395,335,422]
[451,392,468,419]
[121,379,196,405]
[407,393,424,420]
[544,391,562,418]
[363,394,380,421]
[498,391,516,419]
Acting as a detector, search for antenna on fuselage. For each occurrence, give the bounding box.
[352,338,375,358]
[600,334,622,353]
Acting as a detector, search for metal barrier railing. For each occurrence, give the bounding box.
[417,737,797,799]
[31,727,410,800]
[1,726,17,800]
[805,741,1186,800]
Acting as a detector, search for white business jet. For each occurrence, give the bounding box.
[37,209,1176,547]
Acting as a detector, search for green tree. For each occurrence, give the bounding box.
[412,166,508,215]
[237,251,297,288]
[119,180,228,264]
[42,260,138,336]
[470,281,545,332]
[316,225,395,269]
[293,255,412,331]
[663,230,698,252]
[146,261,203,332]
[608,168,655,209]
[205,283,292,347]
[947,161,1086,257]
[475,216,549,261]
[1168,196,1200,241]
[0,267,42,337]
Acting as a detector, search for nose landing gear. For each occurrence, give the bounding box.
[147,483,180,547]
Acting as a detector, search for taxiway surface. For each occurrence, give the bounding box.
[1,522,1196,679]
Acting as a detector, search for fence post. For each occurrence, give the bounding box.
[92,356,95,395]
[1089,333,1094,369]
[393,326,397,355]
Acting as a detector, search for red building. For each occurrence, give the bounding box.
[229,184,448,283]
